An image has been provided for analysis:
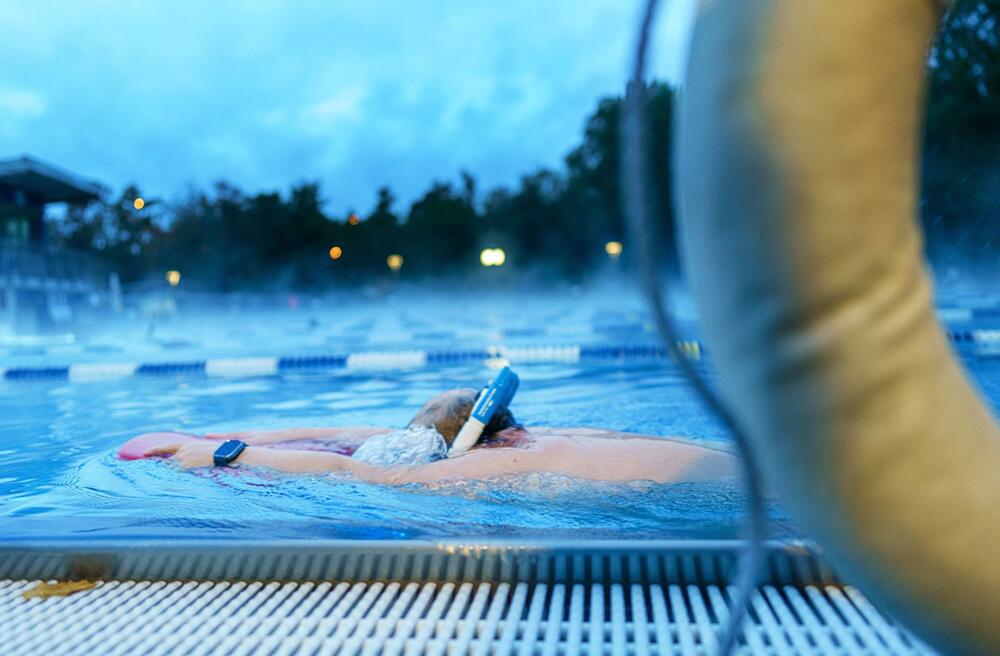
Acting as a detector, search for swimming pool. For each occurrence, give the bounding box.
[2,284,996,545]
[0,288,776,543]
[3,286,991,655]
[0,356,782,541]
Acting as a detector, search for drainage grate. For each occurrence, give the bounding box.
[0,579,933,655]
[0,541,935,655]
[0,540,839,587]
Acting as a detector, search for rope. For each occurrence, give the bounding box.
[620,0,768,652]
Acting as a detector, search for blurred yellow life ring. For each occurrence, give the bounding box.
[677,2,1000,653]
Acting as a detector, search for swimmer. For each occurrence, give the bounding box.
[145,388,737,484]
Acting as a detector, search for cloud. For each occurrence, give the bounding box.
[0,89,46,118]
[303,87,365,123]
[0,0,696,210]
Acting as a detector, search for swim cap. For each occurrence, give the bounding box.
[351,426,448,467]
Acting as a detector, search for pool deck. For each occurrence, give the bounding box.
[0,539,934,655]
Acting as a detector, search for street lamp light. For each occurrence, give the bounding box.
[480,248,506,267]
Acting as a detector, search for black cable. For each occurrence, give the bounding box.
[620,0,768,653]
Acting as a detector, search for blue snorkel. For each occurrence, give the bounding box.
[449,366,520,456]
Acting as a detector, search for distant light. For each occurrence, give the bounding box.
[605,241,623,258]
[480,248,506,267]
[348,213,360,226]
[484,357,511,370]
[387,254,403,271]
[165,270,181,287]
[133,197,145,210]
[328,245,343,260]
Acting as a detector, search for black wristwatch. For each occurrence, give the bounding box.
[213,440,247,467]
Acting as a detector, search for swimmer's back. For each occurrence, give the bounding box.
[416,428,738,484]
[529,431,737,483]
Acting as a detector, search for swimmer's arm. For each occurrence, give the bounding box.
[146,442,401,479]
[236,447,402,481]
[381,449,537,484]
[207,427,388,445]
[239,447,532,484]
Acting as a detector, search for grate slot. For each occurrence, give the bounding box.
[517,582,548,655]
[469,581,509,654]
[806,585,869,654]
[686,584,717,654]
[366,582,437,656]
[843,586,935,655]
[780,586,839,654]
[825,586,895,655]
[540,583,567,655]
[762,586,825,655]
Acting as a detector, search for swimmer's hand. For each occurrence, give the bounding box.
[143,442,217,469]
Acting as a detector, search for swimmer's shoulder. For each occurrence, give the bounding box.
[531,426,704,442]
[531,427,734,456]
[530,426,617,438]
[531,426,662,438]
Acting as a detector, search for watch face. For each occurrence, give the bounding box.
[215,440,245,464]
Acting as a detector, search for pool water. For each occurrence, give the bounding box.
[4,283,997,544]
[0,355,791,541]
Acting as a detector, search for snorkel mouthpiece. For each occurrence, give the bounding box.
[449,366,520,456]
